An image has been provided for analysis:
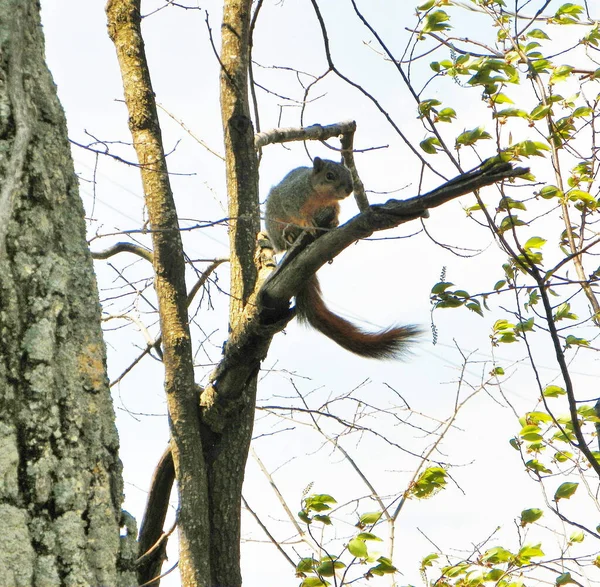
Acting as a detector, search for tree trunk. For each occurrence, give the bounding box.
[0,1,135,585]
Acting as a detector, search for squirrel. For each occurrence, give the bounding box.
[265,157,421,359]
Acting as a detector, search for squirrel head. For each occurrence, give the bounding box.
[312,157,354,200]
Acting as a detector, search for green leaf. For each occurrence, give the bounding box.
[466,300,483,317]
[520,508,543,525]
[348,537,368,558]
[420,136,441,154]
[498,215,527,234]
[520,424,542,441]
[565,335,589,347]
[550,65,574,84]
[554,450,572,462]
[300,578,329,587]
[410,466,447,498]
[543,385,566,398]
[509,140,550,158]
[554,3,584,22]
[465,203,483,213]
[531,59,551,74]
[525,459,552,474]
[431,281,454,294]
[517,544,544,559]
[567,189,597,209]
[417,0,436,10]
[456,126,492,147]
[554,481,578,501]
[525,289,540,310]
[421,553,439,569]
[523,412,551,425]
[578,405,599,420]
[491,92,514,104]
[298,511,311,524]
[552,429,576,443]
[316,558,345,577]
[356,532,383,542]
[527,28,550,40]
[313,515,332,525]
[467,57,519,88]
[437,107,456,122]
[495,108,529,119]
[308,494,336,503]
[443,562,470,577]
[482,547,514,564]
[524,237,546,251]
[494,280,506,291]
[569,530,584,543]
[524,41,542,54]
[583,24,600,46]
[304,494,336,513]
[529,104,551,120]
[296,558,317,573]
[515,318,534,333]
[485,569,505,581]
[422,10,451,33]
[418,98,442,117]
[493,319,515,333]
[538,185,563,199]
[358,512,382,526]
[498,197,526,211]
[465,569,484,585]
[573,106,592,117]
[369,557,397,576]
[554,302,577,321]
[556,572,574,585]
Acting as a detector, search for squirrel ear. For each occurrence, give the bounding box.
[313,157,324,172]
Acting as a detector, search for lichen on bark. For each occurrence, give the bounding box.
[0,1,136,584]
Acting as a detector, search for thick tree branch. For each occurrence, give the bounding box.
[91,241,154,263]
[106,1,210,586]
[221,0,260,323]
[136,446,176,587]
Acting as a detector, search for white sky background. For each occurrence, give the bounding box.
[39,1,600,586]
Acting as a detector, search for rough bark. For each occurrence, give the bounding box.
[0,1,136,585]
[105,1,210,586]
[220,0,260,326]
[199,1,261,585]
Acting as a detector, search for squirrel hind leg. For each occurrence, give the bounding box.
[281,223,304,247]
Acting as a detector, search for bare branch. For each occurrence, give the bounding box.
[91,241,154,263]
[254,120,356,150]
[137,446,176,586]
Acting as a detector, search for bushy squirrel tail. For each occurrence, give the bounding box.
[295,275,422,359]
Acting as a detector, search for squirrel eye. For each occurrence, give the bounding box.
[326,172,336,181]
